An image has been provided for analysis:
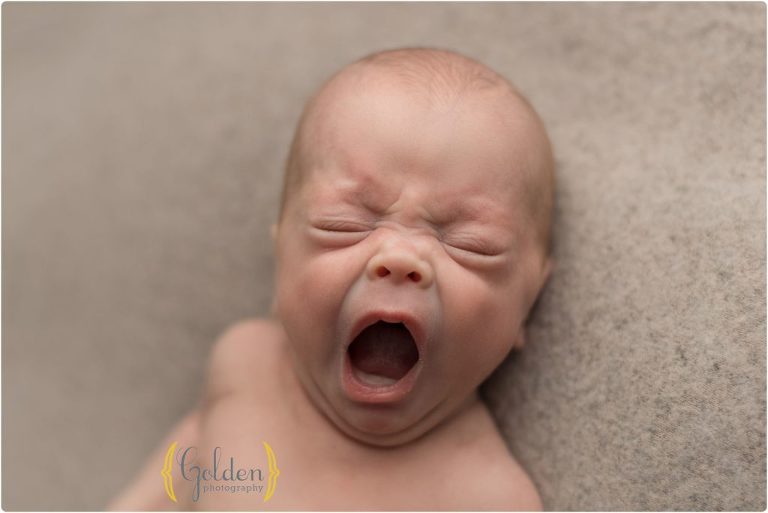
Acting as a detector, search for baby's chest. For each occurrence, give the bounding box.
[191,394,472,510]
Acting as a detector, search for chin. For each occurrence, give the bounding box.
[326,379,467,448]
[332,405,439,447]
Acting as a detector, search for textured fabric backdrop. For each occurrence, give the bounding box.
[3,3,765,510]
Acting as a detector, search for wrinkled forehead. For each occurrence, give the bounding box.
[299,70,548,208]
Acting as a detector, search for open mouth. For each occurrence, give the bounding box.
[347,321,420,386]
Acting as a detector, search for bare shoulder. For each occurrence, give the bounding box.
[203,318,286,401]
[466,448,543,511]
[208,317,285,364]
[438,400,543,511]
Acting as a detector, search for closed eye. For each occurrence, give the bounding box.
[446,243,500,257]
[311,220,372,233]
[442,235,505,260]
[308,219,372,247]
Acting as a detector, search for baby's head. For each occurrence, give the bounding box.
[273,48,554,446]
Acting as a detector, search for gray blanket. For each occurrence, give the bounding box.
[4,3,764,510]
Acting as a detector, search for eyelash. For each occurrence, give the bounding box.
[444,243,499,258]
[308,221,503,260]
[308,221,372,247]
[311,221,372,233]
[440,234,501,257]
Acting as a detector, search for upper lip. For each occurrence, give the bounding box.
[347,309,427,358]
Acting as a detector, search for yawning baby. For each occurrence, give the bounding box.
[111,46,554,511]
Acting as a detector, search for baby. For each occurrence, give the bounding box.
[110,47,554,511]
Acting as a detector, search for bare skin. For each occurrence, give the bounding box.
[110,319,542,510]
[110,48,552,511]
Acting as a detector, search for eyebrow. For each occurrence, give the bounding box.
[320,163,399,214]
[305,171,383,215]
[428,195,509,227]
[311,157,516,231]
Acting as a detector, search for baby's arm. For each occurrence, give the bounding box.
[108,319,270,510]
[107,409,201,511]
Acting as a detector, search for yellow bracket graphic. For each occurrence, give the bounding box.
[160,440,278,504]
[161,441,178,503]
[263,441,280,503]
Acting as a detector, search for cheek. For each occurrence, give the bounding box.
[438,264,525,376]
[275,233,365,350]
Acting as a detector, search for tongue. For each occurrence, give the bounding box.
[348,322,419,381]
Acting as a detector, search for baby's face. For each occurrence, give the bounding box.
[275,73,551,446]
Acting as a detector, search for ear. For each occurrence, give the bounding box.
[515,257,555,351]
[512,324,528,350]
[540,256,554,290]
[269,223,280,318]
[528,256,555,315]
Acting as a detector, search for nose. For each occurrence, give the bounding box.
[366,238,434,289]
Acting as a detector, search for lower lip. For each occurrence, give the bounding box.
[341,351,422,404]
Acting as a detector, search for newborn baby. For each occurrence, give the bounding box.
[111,47,554,511]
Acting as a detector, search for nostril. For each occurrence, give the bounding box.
[376,266,390,278]
[408,271,421,283]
